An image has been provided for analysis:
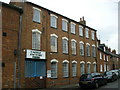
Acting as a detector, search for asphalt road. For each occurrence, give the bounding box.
[100,79,120,89]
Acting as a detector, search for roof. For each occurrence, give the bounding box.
[1,2,23,14]
[26,1,97,31]
[98,47,118,57]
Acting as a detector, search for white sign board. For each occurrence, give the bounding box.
[26,49,46,59]
[47,70,51,78]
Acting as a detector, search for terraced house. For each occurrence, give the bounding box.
[1,1,119,89]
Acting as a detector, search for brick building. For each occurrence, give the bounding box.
[1,2,23,88]
[97,40,119,73]
[1,1,119,89]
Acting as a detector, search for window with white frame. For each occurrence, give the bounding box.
[92,45,96,57]
[79,26,83,36]
[91,31,95,40]
[107,56,108,61]
[51,59,58,78]
[80,41,84,56]
[100,52,102,59]
[63,61,69,77]
[72,61,77,76]
[62,37,68,54]
[62,19,68,31]
[85,28,89,38]
[32,29,41,50]
[33,7,41,23]
[100,64,103,72]
[87,63,91,73]
[107,65,109,71]
[50,14,58,28]
[104,54,105,60]
[71,39,76,55]
[86,43,90,56]
[80,62,85,75]
[71,22,76,34]
[104,64,106,72]
[50,34,58,52]
[93,63,96,73]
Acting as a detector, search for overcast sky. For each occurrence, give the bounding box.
[2,0,119,53]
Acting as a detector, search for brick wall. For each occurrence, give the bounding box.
[2,4,20,88]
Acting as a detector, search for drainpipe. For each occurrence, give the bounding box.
[18,12,23,88]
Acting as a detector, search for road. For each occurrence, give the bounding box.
[72,79,120,90]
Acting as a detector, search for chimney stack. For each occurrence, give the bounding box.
[80,16,86,25]
[112,49,116,54]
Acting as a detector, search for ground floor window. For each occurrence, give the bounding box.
[25,60,46,77]
[87,64,91,73]
[63,62,69,77]
[104,64,106,72]
[93,64,96,73]
[100,64,103,72]
[51,62,58,78]
[80,63,85,75]
[72,63,77,76]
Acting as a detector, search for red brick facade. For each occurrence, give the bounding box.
[1,1,119,89]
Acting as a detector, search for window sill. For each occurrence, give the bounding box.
[50,26,57,29]
[70,32,76,35]
[50,51,58,53]
[72,54,77,56]
[51,77,58,79]
[33,20,41,24]
[87,56,91,57]
[62,29,68,32]
[79,35,84,37]
[80,55,84,56]
[63,76,69,78]
[63,53,69,55]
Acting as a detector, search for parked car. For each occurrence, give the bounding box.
[109,70,120,78]
[79,73,107,89]
[103,71,118,82]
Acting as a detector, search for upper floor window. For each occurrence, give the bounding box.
[104,55,106,60]
[70,22,76,34]
[62,19,68,31]
[63,60,69,77]
[86,43,90,56]
[91,31,95,40]
[107,56,109,61]
[80,41,84,56]
[72,61,77,77]
[100,52,102,59]
[50,34,58,52]
[51,59,58,78]
[71,39,77,55]
[92,45,96,57]
[32,29,41,50]
[85,28,89,38]
[33,7,41,23]
[79,26,83,36]
[62,37,68,54]
[50,14,58,28]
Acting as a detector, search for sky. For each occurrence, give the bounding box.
[2,0,119,53]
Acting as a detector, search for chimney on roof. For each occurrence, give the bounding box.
[108,48,111,52]
[10,0,25,7]
[80,16,86,25]
[112,49,116,54]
